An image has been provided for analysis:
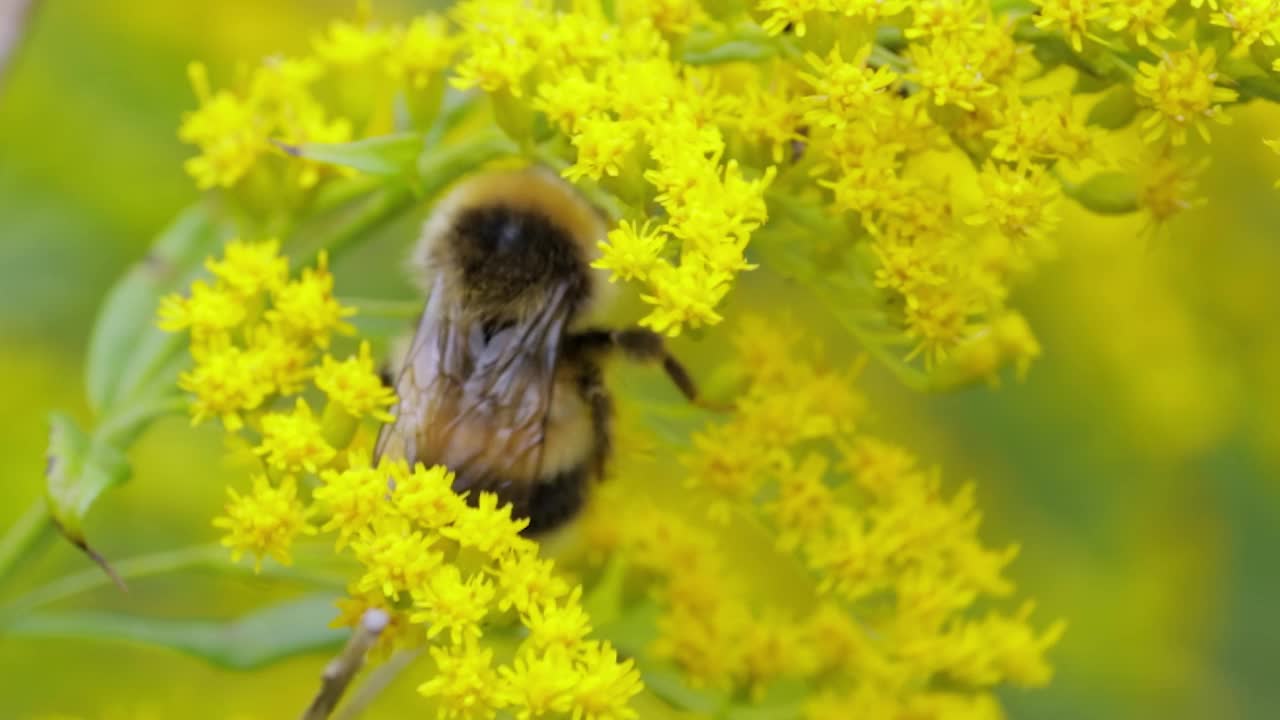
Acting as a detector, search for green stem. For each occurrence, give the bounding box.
[96,394,189,447]
[0,499,54,587]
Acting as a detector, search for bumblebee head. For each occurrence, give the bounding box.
[415,168,611,322]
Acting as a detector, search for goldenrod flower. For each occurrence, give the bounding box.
[767,454,837,550]
[157,280,245,347]
[1211,0,1280,49]
[439,492,532,559]
[563,115,639,182]
[255,398,336,473]
[799,45,897,130]
[909,34,1000,111]
[393,462,467,529]
[350,515,444,600]
[315,453,391,549]
[906,0,980,39]
[639,258,731,336]
[535,70,611,133]
[968,162,1061,256]
[385,15,456,89]
[1108,0,1177,46]
[494,553,572,613]
[1138,153,1208,226]
[450,0,540,96]
[312,19,390,68]
[521,588,593,652]
[986,98,1091,164]
[593,220,668,283]
[496,650,577,718]
[756,0,822,37]
[628,0,707,36]
[212,475,315,570]
[204,238,288,299]
[314,341,396,422]
[418,642,501,719]
[1031,0,1107,51]
[569,642,644,720]
[410,565,495,644]
[176,341,272,430]
[245,327,313,396]
[267,252,356,348]
[1135,46,1238,145]
[178,63,265,189]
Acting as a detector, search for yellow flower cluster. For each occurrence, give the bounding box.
[157,239,359,431]
[178,0,1279,384]
[328,460,642,719]
[160,244,642,719]
[585,316,1063,713]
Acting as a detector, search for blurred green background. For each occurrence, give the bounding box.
[2,1,1279,718]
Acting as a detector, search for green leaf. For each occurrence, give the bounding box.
[1087,85,1139,129]
[640,662,726,715]
[44,413,131,587]
[582,555,629,628]
[724,679,809,719]
[1062,172,1140,215]
[3,593,346,670]
[282,133,425,176]
[683,39,775,65]
[85,203,224,415]
[1237,74,1280,103]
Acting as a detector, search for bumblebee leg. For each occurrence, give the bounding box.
[610,328,699,404]
[565,328,704,405]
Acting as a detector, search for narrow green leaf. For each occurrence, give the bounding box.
[724,678,809,719]
[1087,84,1139,129]
[1062,172,1140,215]
[1237,74,1280,103]
[683,40,775,65]
[640,662,726,714]
[283,133,424,176]
[582,555,628,628]
[85,203,223,414]
[44,413,130,587]
[3,593,345,670]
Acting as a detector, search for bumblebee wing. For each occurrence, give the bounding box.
[374,282,573,513]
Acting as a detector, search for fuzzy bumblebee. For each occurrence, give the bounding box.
[376,168,699,533]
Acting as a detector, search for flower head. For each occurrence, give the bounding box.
[255,399,337,473]
[213,475,315,570]
[205,239,288,299]
[418,642,501,719]
[267,252,356,348]
[314,341,396,422]
[1135,46,1238,145]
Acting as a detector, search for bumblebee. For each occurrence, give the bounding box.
[375,168,699,534]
